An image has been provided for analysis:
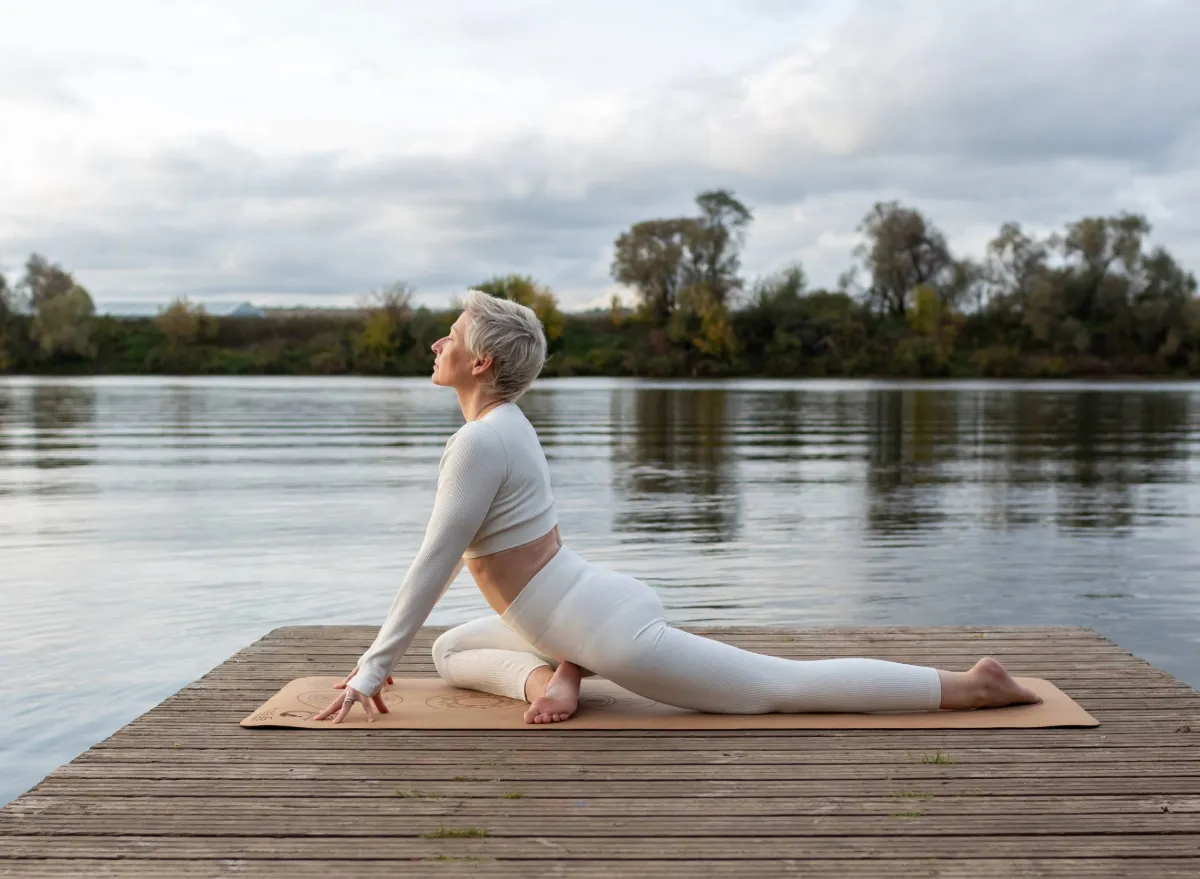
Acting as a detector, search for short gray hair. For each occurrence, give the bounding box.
[462,289,548,401]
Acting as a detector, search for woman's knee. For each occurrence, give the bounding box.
[432,616,539,678]
[431,624,471,677]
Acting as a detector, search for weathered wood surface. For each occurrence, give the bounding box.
[2,625,1198,878]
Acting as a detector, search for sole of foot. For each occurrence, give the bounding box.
[523,684,579,724]
[972,657,1043,708]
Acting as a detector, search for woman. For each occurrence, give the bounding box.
[316,291,1041,725]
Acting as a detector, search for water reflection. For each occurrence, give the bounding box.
[612,387,741,544]
[850,388,1193,538]
[30,383,97,470]
[864,390,954,536]
[0,382,13,461]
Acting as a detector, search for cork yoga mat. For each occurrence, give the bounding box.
[240,676,1098,730]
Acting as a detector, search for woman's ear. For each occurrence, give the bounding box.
[471,355,494,376]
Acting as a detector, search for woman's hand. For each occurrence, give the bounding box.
[313,667,393,724]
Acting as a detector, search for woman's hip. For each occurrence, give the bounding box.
[500,547,664,660]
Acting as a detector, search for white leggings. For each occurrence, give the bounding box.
[433,547,941,714]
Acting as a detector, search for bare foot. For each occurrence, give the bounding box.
[523,661,582,724]
[939,657,1043,710]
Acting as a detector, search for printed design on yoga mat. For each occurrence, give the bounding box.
[296,690,405,710]
[578,693,616,710]
[579,692,660,712]
[425,692,525,711]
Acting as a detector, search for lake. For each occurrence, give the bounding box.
[2,375,1199,804]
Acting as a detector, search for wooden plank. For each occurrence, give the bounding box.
[3,813,1197,838]
[4,859,1199,878]
[27,777,1200,798]
[6,794,1197,819]
[46,763,1200,783]
[70,746,1200,766]
[116,720,1196,738]
[91,734,1200,752]
[3,834,1200,859]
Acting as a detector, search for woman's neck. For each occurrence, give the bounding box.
[457,387,507,422]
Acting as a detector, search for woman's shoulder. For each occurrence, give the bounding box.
[447,417,504,446]
[442,418,509,465]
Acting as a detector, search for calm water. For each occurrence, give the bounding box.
[2,376,1199,803]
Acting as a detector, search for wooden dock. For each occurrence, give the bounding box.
[2,625,1199,877]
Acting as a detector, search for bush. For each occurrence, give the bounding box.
[969,345,1023,378]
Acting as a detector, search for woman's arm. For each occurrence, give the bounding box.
[347,421,508,696]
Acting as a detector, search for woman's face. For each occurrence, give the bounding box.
[431,312,488,389]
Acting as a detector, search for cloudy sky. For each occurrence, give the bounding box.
[2,0,1199,313]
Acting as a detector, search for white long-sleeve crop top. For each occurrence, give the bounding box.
[347,401,557,696]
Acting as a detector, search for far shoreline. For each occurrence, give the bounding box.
[4,371,1200,384]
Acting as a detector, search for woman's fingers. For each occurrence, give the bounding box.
[313,695,344,721]
[330,697,354,725]
[317,682,388,722]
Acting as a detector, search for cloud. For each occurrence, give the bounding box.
[2,0,1199,311]
[0,58,88,111]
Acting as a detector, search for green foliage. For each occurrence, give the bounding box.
[611,217,694,326]
[157,296,217,347]
[611,189,751,330]
[150,297,219,373]
[27,256,96,360]
[0,268,22,371]
[352,281,415,374]
[2,197,1198,379]
[610,190,753,375]
[853,202,955,317]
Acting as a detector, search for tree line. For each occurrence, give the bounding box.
[2,192,1198,378]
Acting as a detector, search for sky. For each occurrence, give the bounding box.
[2,0,1199,313]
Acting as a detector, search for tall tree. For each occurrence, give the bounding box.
[0,267,10,324]
[984,222,1049,313]
[688,189,753,308]
[18,254,78,308]
[612,189,753,327]
[19,254,96,360]
[0,267,14,370]
[1054,213,1149,325]
[854,202,955,317]
[611,217,695,326]
[1132,246,1197,359]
